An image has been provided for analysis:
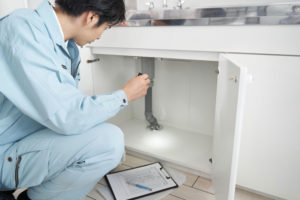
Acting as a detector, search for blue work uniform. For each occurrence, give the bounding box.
[0,0,127,199]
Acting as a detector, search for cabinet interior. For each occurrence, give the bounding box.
[91,55,219,176]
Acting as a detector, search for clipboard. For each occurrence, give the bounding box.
[105,162,178,200]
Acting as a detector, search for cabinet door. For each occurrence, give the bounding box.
[212,54,251,200]
[229,55,300,200]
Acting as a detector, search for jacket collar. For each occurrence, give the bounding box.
[35,0,67,50]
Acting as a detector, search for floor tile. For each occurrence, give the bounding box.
[193,176,215,194]
[99,177,107,186]
[111,163,131,172]
[87,183,105,200]
[172,185,215,200]
[86,153,275,200]
[175,170,198,187]
[162,194,186,200]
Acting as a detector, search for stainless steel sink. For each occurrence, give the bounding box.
[163,8,198,19]
[123,2,300,26]
[126,10,160,20]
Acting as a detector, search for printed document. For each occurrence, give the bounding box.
[105,163,178,200]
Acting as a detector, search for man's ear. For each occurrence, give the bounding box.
[85,11,99,27]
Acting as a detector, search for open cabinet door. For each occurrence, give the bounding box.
[212,54,251,200]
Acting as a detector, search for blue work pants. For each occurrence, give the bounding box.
[0,123,124,200]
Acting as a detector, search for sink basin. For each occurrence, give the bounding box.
[126,10,162,20]
[163,9,198,19]
[123,3,300,26]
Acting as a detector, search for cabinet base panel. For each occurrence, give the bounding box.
[118,118,213,176]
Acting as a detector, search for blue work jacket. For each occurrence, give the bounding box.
[0,0,128,155]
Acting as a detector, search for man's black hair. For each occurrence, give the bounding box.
[292,5,300,11]
[55,0,125,26]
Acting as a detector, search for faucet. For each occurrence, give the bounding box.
[163,0,168,8]
[145,1,154,10]
[176,0,185,9]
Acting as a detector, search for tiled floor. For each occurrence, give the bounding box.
[85,153,274,200]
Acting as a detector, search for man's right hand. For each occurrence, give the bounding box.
[122,74,150,102]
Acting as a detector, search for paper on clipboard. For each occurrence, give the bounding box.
[105,163,178,200]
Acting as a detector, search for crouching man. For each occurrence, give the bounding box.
[0,0,150,199]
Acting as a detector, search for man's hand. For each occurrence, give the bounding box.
[122,74,150,102]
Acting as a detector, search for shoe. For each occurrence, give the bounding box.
[0,190,15,200]
[16,190,30,200]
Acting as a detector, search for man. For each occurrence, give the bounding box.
[0,0,150,199]
[279,5,300,24]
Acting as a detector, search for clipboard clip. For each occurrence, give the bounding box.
[160,167,171,179]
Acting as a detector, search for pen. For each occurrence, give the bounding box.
[127,182,152,191]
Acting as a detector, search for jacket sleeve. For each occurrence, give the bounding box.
[0,17,128,135]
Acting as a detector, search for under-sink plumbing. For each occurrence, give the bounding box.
[141,57,162,131]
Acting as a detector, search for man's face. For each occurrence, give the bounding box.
[73,12,112,46]
[74,22,110,46]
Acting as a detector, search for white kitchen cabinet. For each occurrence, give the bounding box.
[91,26,300,57]
[232,54,300,200]
[83,53,250,200]
[212,54,250,200]
[80,25,300,200]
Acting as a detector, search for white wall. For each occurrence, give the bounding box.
[27,0,43,9]
[0,0,26,17]
[0,0,51,17]
[26,0,55,9]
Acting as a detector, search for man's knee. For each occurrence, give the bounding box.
[47,123,124,170]
[90,123,125,166]
[31,124,125,190]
